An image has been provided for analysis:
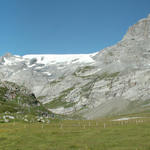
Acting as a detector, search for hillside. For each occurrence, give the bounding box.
[0,81,53,123]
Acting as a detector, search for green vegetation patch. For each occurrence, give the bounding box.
[50,76,66,85]
[77,66,95,74]
[50,80,61,85]
[0,101,20,113]
[73,65,95,77]
[0,87,8,102]
[45,87,76,109]
[95,72,119,81]
[80,81,95,98]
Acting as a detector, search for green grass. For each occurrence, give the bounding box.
[0,101,21,113]
[50,76,66,85]
[77,66,95,74]
[50,80,61,85]
[0,87,8,102]
[95,72,119,81]
[0,112,150,150]
[108,51,113,56]
[45,87,75,109]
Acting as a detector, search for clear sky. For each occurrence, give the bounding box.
[0,0,150,56]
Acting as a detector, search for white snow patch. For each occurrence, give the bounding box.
[35,66,43,70]
[4,58,13,65]
[43,72,52,76]
[23,53,95,65]
[89,51,99,57]
[57,66,66,70]
[112,117,143,121]
[28,64,36,68]
[4,57,23,65]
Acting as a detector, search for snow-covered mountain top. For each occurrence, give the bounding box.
[23,52,97,65]
[0,52,98,67]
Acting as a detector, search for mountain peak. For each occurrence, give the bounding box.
[122,14,150,41]
[3,53,13,59]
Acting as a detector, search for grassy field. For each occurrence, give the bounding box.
[0,113,150,150]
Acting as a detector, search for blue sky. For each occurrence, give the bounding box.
[0,0,150,56]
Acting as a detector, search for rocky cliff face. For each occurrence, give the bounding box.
[0,80,53,122]
[0,14,150,119]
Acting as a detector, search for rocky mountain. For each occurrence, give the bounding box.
[0,14,150,119]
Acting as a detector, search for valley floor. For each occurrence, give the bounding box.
[0,112,150,150]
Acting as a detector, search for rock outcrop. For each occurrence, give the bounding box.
[0,81,52,120]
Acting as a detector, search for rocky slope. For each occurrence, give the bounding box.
[0,81,53,122]
[0,14,150,119]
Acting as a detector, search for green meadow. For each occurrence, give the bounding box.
[0,112,150,150]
